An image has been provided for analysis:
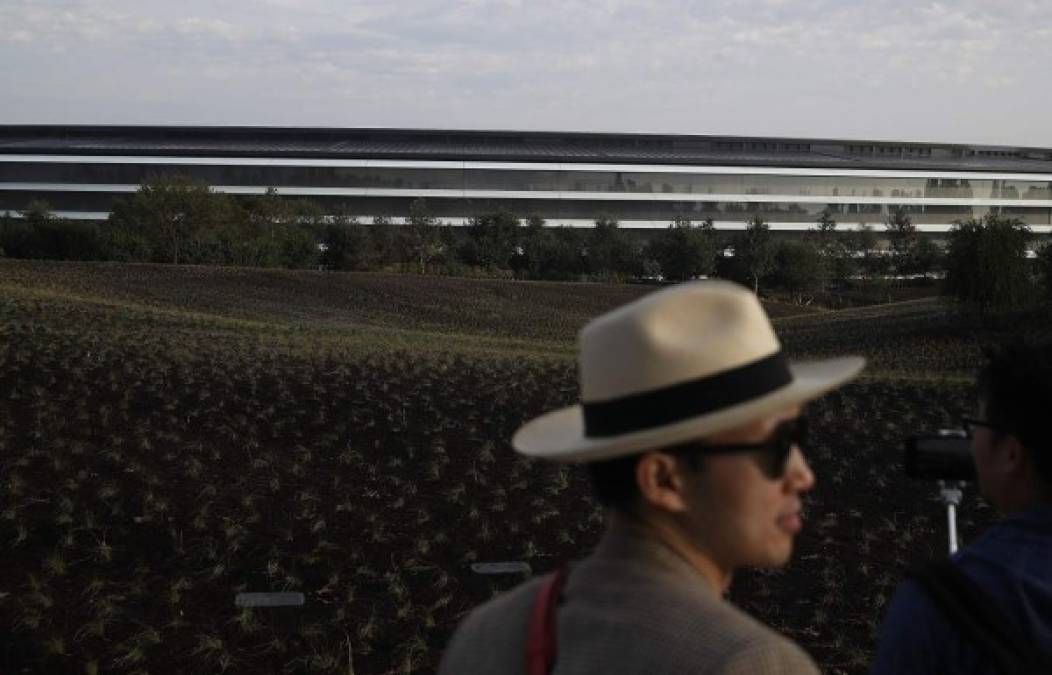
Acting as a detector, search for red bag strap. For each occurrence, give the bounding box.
[525,566,569,675]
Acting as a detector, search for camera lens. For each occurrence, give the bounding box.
[904,435,977,481]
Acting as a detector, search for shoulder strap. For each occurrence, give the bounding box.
[525,566,569,675]
[908,560,1051,675]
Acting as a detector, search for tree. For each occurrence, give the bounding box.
[944,214,1031,311]
[1038,243,1052,302]
[241,188,295,267]
[813,208,839,257]
[107,175,233,265]
[0,210,10,256]
[462,211,520,268]
[533,226,587,280]
[276,200,323,269]
[805,208,844,290]
[150,176,219,265]
[815,208,837,236]
[369,215,401,268]
[587,216,634,278]
[842,224,883,279]
[646,214,718,282]
[911,237,945,279]
[772,239,824,303]
[1,201,102,260]
[322,214,372,271]
[734,214,776,294]
[406,199,443,273]
[885,206,917,275]
[520,215,547,277]
[100,213,153,263]
[2,201,54,259]
[436,223,459,271]
[21,200,53,228]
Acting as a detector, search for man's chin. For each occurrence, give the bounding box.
[753,540,794,568]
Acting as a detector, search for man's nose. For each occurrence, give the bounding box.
[786,445,816,492]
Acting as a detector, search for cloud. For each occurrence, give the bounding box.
[135,18,162,33]
[731,24,797,45]
[2,0,1052,146]
[174,17,244,41]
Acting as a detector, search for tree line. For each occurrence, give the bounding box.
[1,175,1049,310]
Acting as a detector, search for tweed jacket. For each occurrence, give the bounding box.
[438,520,819,674]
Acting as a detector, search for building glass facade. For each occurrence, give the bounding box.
[3,127,1052,233]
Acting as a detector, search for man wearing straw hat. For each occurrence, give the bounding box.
[438,280,864,674]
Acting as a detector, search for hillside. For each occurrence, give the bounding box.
[0,260,1032,674]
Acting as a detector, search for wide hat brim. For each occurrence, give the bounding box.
[512,356,864,463]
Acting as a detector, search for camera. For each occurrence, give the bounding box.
[904,431,977,481]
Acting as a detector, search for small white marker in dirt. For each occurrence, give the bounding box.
[471,561,531,575]
[235,592,305,607]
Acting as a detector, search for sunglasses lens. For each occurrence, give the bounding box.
[762,417,806,479]
[795,416,808,447]
[672,415,809,479]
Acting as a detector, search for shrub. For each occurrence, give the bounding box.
[944,214,1032,311]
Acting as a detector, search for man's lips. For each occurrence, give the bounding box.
[777,511,803,534]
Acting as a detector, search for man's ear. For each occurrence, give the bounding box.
[635,452,690,514]
[1002,435,1034,480]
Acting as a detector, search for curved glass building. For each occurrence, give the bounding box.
[2,125,1052,233]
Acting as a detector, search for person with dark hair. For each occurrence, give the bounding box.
[438,281,864,674]
[871,341,1052,674]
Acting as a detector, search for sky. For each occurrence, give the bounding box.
[4,0,1052,148]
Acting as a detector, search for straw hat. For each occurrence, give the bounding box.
[512,280,864,463]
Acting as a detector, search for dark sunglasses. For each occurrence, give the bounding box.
[664,415,808,480]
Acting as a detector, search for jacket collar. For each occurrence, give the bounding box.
[587,514,719,593]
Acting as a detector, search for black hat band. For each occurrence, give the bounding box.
[583,351,793,438]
